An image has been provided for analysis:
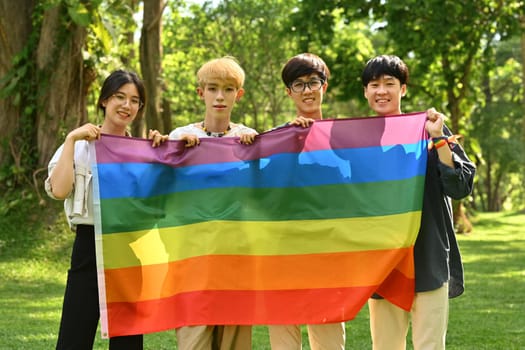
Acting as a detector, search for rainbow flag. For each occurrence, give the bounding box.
[91,112,428,338]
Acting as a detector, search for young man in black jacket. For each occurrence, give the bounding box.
[361,55,476,350]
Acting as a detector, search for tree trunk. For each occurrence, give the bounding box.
[160,96,171,133]
[521,15,525,150]
[453,200,472,234]
[120,0,138,68]
[485,158,492,211]
[121,0,145,138]
[0,0,35,168]
[139,0,165,135]
[36,4,92,167]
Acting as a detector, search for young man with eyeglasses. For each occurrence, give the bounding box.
[267,53,346,350]
[280,53,329,128]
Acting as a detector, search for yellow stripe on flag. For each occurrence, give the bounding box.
[102,211,421,269]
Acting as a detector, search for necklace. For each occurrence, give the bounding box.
[202,122,231,137]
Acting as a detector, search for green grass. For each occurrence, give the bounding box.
[0,192,523,349]
[446,212,525,350]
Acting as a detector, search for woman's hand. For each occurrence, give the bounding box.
[67,123,101,142]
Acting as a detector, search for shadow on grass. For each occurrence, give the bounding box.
[0,196,72,263]
[0,194,73,349]
[0,277,65,348]
[471,211,525,229]
[447,229,525,350]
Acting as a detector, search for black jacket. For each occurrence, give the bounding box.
[415,125,475,297]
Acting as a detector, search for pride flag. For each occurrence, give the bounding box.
[91,112,428,338]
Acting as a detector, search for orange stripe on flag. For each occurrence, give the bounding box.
[104,247,413,303]
[105,264,415,337]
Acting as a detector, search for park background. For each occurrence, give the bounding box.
[0,0,524,348]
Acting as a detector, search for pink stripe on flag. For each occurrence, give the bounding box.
[95,113,428,167]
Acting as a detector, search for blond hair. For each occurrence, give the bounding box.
[197,56,245,88]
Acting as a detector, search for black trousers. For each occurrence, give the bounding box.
[56,225,143,350]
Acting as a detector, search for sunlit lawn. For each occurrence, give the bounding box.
[0,204,523,349]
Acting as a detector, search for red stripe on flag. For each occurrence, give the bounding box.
[103,253,415,337]
[375,249,415,310]
[106,286,379,337]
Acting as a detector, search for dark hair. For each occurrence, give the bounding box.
[97,69,146,115]
[361,55,409,86]
[281,53,330,87]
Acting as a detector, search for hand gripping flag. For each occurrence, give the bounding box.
[91,113,428,337]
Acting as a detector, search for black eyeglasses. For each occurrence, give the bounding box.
[289,78,325,93]
[111,92,143,109]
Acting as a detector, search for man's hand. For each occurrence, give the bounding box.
[148,129,169,147]
[425,108,446,138]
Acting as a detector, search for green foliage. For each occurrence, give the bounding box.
[470,39,524,211]
[321,19,375,107]
[162,0,302,131]
[66,0,93,26]
[2,0,524,213]
[160,0,379,130]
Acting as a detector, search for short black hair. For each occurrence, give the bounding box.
[97,69,146,115]
[281,53,330,87]
[361,55,409,86]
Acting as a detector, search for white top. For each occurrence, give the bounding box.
[45,140,94,229]
[169,122,257,140]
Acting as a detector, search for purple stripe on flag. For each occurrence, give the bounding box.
[95,113,428,168]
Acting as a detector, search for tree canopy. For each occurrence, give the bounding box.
[0,0,523,213]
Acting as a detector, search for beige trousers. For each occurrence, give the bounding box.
[268,323,345,350]
[368,283,449,350]
[176,325,252,350]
